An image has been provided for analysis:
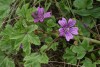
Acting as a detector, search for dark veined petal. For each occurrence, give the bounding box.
[65,31,73,41]
[67,18,76,27]
[59,28,65,36]
[58,18,67,27]
[37,7,44,15]
[44,12,51,18]
[69,27,78,35]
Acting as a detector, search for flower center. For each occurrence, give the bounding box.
[63,28,69,33]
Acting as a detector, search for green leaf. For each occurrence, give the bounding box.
[24,53,49,67]
[0,38,14,53]
[55,1,69,16]
[94,60,100,64]
[6,21,39,52]
[97,0,100,1]
[90,7,100,18]
[46,27,53,32]
[23,36,31,55]
[0,57,15,67]
[45,37,53,44]
[77,52,86,59]
[82,58,96,67]
[63,48,77,64]
[72,46,85,53]
[25,62,41,67]
[73,9,91,17]
[73,0,93,9]
[28,33,40,45]
[98,50,100,55]
[81,39,89,50]
[22,34,31,55]
[91,53,96,61]
[81,39,94,52]
[21,33,40,54]
[40,45,48,53]
[46,19,56,27]
[16,3,36,21]
[0,24,14,36]
[10,34,24,39]
[16,3,29,18]
[26,7,36,21]
[77,20,90,37]
[0,51,5,65]
[0,0,15,27]
[12,33,40,54]
[39,53,49,63]
[24,53,41,67]
[67,56,77,64]
[50,42,58,51]
[82,63,96,67]
[27,25,38,33]
[45,2,51,11]
[72,45,86,59]
[82,16,95,28]
[0,25,16,53]
[73,7,100,18]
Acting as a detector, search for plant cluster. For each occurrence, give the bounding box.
[0,0,100,67]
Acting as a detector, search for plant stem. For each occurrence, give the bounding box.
[49,61,81,67]
[79,36,100,44]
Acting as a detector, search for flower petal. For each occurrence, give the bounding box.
[34,18,39,23]
[67,18,76,27]
[65,31,73,41]
[44,12,51,18]
[39,17,44,22]
[59,28,65,36]
[69,27,78,35]
[62,18,67,22]
[37,7,44,15]
[32,12,38,19]
[58,18,67,27]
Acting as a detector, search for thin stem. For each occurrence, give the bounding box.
[44,37,59,52]
[92,18,100,36]
[77,60,80,67]
[89,48,100,53]
[49,61,81,67]
[79,35,100,44]
[83,23,96,36]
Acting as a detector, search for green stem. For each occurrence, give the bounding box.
[80,36,100,44]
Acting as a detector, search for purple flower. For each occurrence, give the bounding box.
[58,18,78,41]
[20,44,23,48]
[32,7,51,23]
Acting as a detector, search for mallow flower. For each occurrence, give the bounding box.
[32,7,51,23]
[58,18,78,41]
